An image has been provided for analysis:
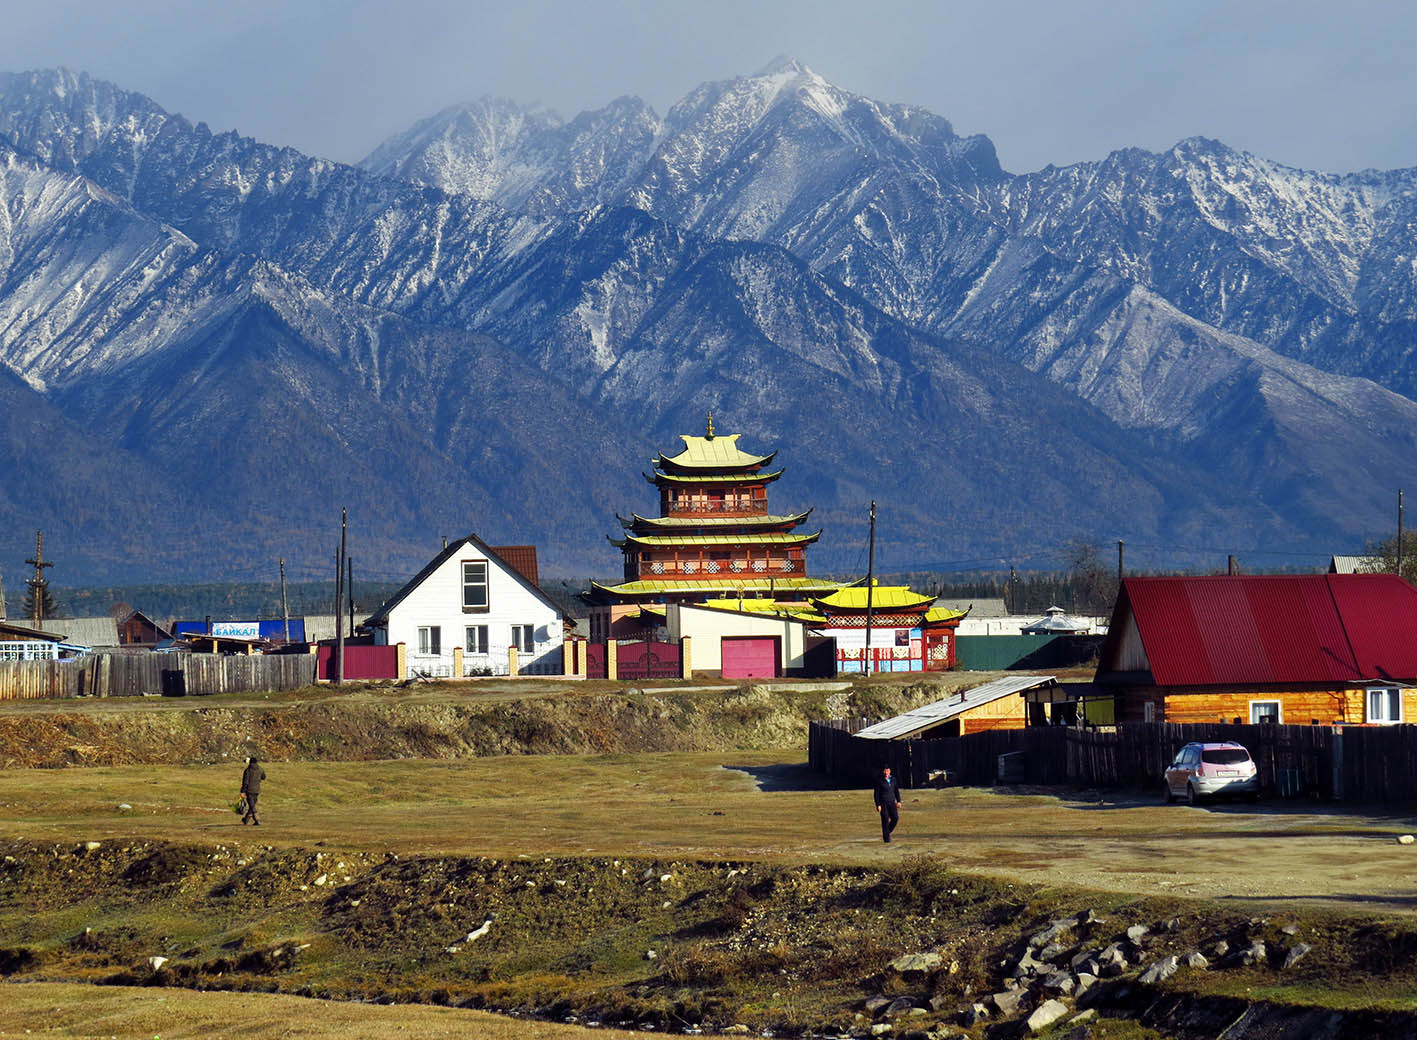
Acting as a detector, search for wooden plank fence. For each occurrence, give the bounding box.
[0,652,316,701]
[809,719,1417,807]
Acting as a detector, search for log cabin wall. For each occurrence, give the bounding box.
[1109,685,1417,726]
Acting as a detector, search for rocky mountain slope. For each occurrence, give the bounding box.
[1,63,1414,582]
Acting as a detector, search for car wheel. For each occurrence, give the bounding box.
[1164,781,1175,804]
[1187,783,1200,807]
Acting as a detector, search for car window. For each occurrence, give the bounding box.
[1201,748,1250,765]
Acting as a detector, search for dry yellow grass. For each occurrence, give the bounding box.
[0,980,681,1038]
[1,751,1414,909]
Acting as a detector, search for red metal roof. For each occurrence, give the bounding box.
[1100,574,1417,686]
[491,545,539,588]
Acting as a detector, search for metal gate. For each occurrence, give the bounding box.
[587,642,607,679]
[617,640,681,681]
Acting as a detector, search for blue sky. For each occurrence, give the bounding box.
[4,0,1412,174]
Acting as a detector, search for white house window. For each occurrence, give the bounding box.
[1366,686,1403,724]
[1250,700,1281,725]
[1142,701,1155,723]
[511,625,535,653]
[463,561,489,611]
[418,626,441,655]
[466,625,489,655]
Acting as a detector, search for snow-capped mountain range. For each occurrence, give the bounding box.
[2,60,1414,583]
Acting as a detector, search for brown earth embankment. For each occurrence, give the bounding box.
[0,676,972,769]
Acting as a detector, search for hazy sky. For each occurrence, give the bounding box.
[3,0,1413,175]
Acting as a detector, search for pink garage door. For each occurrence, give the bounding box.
[721,636,780,679]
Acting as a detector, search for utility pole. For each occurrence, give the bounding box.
[335,508,347,685]
[279,558,291,643]
[25,530,54,628]
[347,556,355,639]
[0,567,7,621]
[1398,489,1405,578]
[864,500,876,676]
[1116,539,1125,587]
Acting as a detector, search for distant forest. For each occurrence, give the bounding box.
[32,581,404,624]
[27,546,1333,625]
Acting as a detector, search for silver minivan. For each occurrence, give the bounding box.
[1164,741,1260,804]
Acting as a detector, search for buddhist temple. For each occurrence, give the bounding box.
[811,582,967,673]
[588,417,840,638]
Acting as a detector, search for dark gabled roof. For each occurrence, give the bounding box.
[1097,574,1417,686]
[365,534,561,625]
[0,619,67,642]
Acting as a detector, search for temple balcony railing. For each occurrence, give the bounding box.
[638,558,800,577]
[665,502,769,517]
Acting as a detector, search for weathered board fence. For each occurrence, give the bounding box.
[809,719,1417,807]
[0,652,317,700]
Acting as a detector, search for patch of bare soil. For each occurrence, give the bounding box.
[3,839,1417,1037]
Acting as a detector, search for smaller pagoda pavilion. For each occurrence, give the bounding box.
[812,582,967,673]
[588,416,840,639]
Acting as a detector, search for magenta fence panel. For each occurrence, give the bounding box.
[317,644,399,681]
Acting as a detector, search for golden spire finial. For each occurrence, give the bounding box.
[705,411,715,438]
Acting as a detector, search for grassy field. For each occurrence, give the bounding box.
[0,981,660,1038]
[2,752,1416,906]
[5,677,1417,1038]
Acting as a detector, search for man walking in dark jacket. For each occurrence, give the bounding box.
[240,756,266,826]
[874,766,901,842]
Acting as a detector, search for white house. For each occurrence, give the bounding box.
[364,535,564,677]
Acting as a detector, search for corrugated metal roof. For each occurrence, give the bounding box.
[1328,574,1417,680]
[1100,574,1417,686]
[1329,555,1379,574]
[856,675,1056,740]
[51,616,121,647]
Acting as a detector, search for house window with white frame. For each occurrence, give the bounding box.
[511,624,535,653]
[1249,700,1281,724]
[418,626,441,656]
[1366,686,1403,724]
[466,625,489,655]
[462,561,489,611]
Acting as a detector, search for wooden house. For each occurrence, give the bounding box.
[1094,574,1417,725]
[0,620,71,661]
[365,534,563,677]
[117,610,174,648]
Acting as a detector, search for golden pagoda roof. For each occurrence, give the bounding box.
[657,433,775,471]
[614,530,821,549]
[701,598,828,624]
[814,584,936,611]
[647,469,783,485]
[924,606,969,624]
